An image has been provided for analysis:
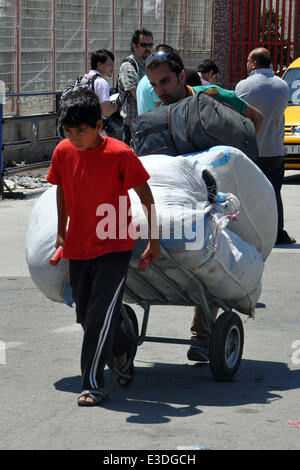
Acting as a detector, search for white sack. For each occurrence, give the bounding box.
[25,150,266,314]
[25,185,71,304]
[179,146,277,258]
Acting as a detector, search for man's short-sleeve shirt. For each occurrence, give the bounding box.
[85,70,110,118]
[118,54,145,125]
[137,75,160,114]
[235,69,289,156]
[191,84,248,114]
[46,136,150,260]
[159,84,248,115]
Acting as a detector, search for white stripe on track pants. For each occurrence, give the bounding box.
[69,250,133,390]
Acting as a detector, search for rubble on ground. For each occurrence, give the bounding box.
[3,174,51,191]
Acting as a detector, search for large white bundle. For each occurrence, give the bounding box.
[25,151,265,315]
[179,146,277,258]
[25,186,71,305]
[124,227,263,314]
[124,153,264,314]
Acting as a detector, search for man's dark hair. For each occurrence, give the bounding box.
[185,67,202,86]
[197,59,219,75]
[251,50,272,68]
[146,50,184,75]
[131,28,153,48]
[59,89,102,128]
[155,44,174,53]
[90,49,114,69]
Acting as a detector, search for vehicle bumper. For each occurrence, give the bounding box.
[284,135,300,169]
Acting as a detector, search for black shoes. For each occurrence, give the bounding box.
[275,230,296,245]
[187,338,210,362]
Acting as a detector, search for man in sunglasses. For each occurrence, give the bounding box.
[118,28,153,146]
[145,51,264,363]
[137,44,175,115]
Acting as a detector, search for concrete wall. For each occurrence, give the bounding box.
[212,0,231,89]
[2,116,59,167]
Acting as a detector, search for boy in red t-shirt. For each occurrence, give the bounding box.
[47,89,160,406]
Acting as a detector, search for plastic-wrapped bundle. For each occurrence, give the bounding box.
[25,185,72,305]
[123,153,264,314]
[25,147,271,314]
[179,146,277,259]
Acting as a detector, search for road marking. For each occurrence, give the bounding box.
[5,342,23,349]
[0,342,23,364]
[51,324,82,334]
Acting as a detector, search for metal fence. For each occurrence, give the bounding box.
[228,0,300,87]
[0,0,213,117]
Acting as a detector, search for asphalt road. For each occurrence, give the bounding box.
[0,171,300,452]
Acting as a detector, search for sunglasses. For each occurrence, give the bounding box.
[138,42,153,48]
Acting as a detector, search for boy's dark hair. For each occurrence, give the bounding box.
[131,28,153,49]
[91,49,114,69]
[59,89,102,128]
[197,59,219,75]
[146,50,184,75]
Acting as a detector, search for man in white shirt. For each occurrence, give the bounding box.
[235,47,295,245]
[85,49,118,119]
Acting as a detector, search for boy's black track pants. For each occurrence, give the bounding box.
[69,250,133,391]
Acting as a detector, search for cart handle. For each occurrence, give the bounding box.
[49,246,63,266]
[138,255,152,271]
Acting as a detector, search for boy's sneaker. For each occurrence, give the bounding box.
[187,338,209,362]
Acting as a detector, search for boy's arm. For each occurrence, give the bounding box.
[55,185,68,248]
[133,182,160,264]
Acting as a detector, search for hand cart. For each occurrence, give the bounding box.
[120,245,252,382]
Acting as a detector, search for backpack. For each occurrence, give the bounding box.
[57,73,115,137]
[130,91,259,160]
[109,57,139,123]
[60,73,100,101]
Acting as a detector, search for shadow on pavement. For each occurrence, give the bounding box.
[273,243,300,249]
[54,358,300,424]
[284,173,300,185]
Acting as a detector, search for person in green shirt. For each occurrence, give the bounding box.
[145,51,264,362]
[146,50,263,133]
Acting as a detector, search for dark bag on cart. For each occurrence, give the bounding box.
[130,91,258,160]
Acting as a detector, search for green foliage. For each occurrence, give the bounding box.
[259,7,282,42]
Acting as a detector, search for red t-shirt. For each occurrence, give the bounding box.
[46,136,150,260]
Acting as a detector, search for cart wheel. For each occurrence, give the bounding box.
[209,311,244,381]
[106,304,139,370]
